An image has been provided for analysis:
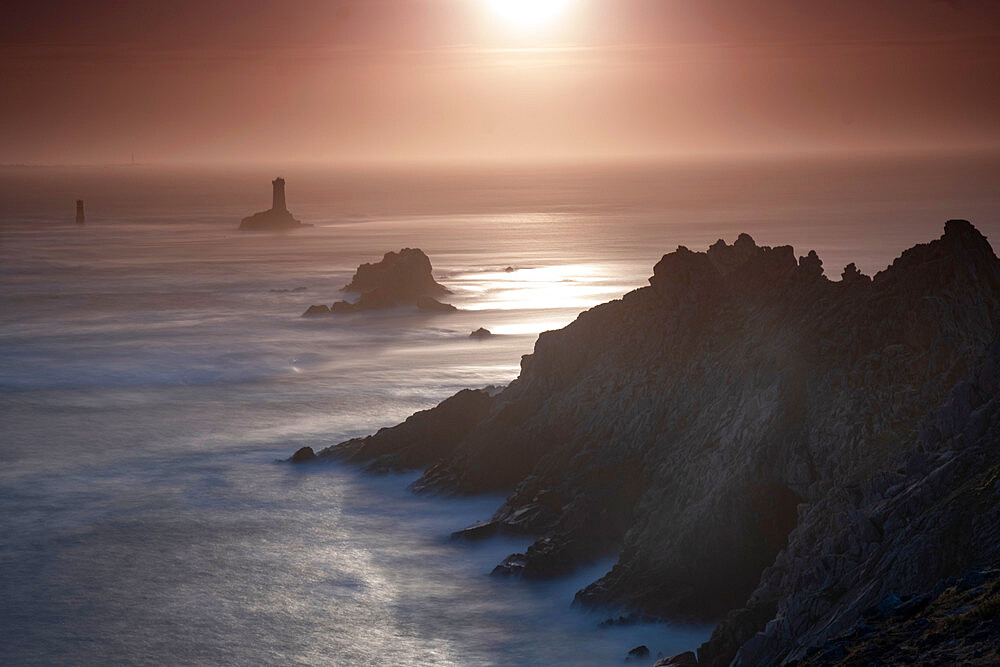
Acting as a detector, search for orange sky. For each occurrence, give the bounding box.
[2,0,999,165]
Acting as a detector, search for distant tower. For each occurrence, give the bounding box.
[272,177,287,212]
[75,200,85,224]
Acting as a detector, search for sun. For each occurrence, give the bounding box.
[486,0,573,29]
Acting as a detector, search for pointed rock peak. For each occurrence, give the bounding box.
[650,244,721,297]
[798,250,824,280]
[841,262,872,286]
[875,219,998,286]
[944,218,976,238]
[740,244,799,282]
[942,219,993,254]
[707,232,764,276]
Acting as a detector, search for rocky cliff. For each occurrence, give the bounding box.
[304,221,1000,664]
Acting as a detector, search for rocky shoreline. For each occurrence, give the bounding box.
[296,220,1000,664]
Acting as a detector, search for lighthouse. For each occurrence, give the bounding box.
[75,200,85,224]
[238,177,310,231]
[272,177,287,212]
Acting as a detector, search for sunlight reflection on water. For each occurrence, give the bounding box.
[0,202,702,665]
[2,158,998,664]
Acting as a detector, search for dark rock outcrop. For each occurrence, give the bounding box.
[626,645,651,661]
[343,248,448,297]
[788,567,1000,666]
[415,296,458,313]
[470,327,492,338]
[302,304,331,317]
[305,220,1000,665]
[654,651,698,667]
[290,446,316,463]
[240,208,305,231]
[331,248,455,313]
[840,262,871,286]
[318,389,495,473]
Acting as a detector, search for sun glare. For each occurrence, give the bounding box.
[486,0,573,29]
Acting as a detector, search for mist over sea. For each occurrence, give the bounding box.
[2,154,999,665]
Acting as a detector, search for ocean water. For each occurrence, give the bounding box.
[1,155,999,665]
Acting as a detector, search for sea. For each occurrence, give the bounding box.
[2,154,999,665]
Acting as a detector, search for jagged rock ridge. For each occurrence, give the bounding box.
[305,220,1000,664]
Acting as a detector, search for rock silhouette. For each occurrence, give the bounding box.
[415,295,458,312]
[314,389,494,472]
[302,221,1000,664]
[470,327,492,338]
[654,652,697,667]
[301,304,331,317]
[75,200,85,224]
[329,248,456,313]
[238,177,311,231]
[625,645,650,661]
[290,446,316,463]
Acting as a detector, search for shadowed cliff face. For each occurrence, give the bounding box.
[311,220,1000,664]
[713,335,1000,666]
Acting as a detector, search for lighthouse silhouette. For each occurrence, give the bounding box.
[272,178,287,212]
[238,177,308,230]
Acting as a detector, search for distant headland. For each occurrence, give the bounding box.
[238,178,311,231]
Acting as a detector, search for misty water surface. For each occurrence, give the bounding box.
[1,156,999,664]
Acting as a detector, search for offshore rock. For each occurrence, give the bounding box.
[300,221,1000,665]
[332,248,454,312]
[470,327,493,338]
[302,304,331,317]
[415,296,458,312]
[239,207,306,231]
[289,446,316,463]
[343,248,449,298]
[625,645,651,661]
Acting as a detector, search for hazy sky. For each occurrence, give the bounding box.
[2,0,999,164]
